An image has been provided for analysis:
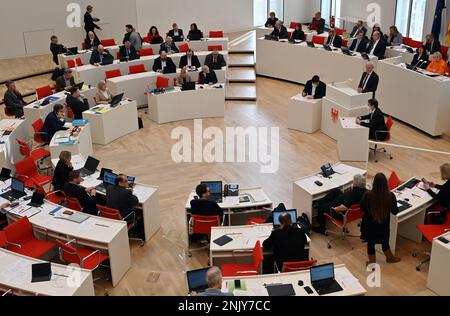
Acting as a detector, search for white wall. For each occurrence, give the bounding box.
[284,0,317,24]
[339,0,396,32]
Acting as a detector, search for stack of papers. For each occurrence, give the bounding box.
[8,205,41,218]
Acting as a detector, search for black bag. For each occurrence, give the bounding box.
[297,213,311,234]
[138,117,144,129]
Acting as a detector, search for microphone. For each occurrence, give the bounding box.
[413,60,425,71]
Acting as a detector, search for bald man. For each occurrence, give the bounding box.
[358,62,379,97]
[85,31,101,50]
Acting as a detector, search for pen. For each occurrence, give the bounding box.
[54,273,69,278]
[95,223,110,228]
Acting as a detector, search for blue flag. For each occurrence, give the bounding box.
[431,0,445,40]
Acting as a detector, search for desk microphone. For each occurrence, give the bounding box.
[413,60,426,71]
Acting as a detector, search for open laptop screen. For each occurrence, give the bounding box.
[186,268,209,293]
[201,181,222,195]
[12,178,25,192]
[273,209,297,227]
[311,263,335,283]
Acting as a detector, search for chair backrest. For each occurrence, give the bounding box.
[312,35,325,45]
[282,260,317,273]
[385,116,394,142]
[66,197,81,211]
[16,138,31,157]
[246,217,266,225]
[156,76,170,88]
[289,22,298,29]
[15,156,38,181]
[36,85,53,100]
[209,31,224,38]
[179,43,189,53]
[208,45,223,51]
[139,47,154,56]
[105,69,122,79]
[191,215,220,235]
[288,32,292,38]
[252,241,263,273]
[65,104,75,119]
[410,40,422,48]
[98,204,122,221]
[32,118,45,143]
[75,57,83,66]
[101,38,116,47]
[342,39,348,47]
[335,28,346,36]
[129,64,146,74]
[388,171,401,191]
[67,59,76,68]
[345,204,364,224]
[55,239,81,265]
[403,37,412,46]
[143,36,150,43]
[4,217,34,245]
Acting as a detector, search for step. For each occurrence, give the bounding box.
[228,54,255,67]
[226,83,257,101]
[228,31,256,53]
[227,68,256,83]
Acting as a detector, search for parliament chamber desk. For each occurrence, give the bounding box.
[427,232,450,296]
[337,117,369,162]
[385,46,414,62]
[52,154,161,242]
[256,38,378,85]
[58,38,229,69]
[221,264,366,296]
[0,249,95,296]
[293,163,367,222]
[390,179,435,255]
[24,87,96,134]
[288,94,322,134]
[49,123,93,159]
[255,26,328,43]
[107,67,227,107]
[377,56,450,136]
[0,119,29,170]
[82,99,138,145]
[72,51,229,86]
[209,224,311,267]
[148,84,226,124]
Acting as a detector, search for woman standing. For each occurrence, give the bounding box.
[360,173,401,265]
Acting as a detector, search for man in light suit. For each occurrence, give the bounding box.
[349,30,369,53]
[358,62,379,98]
[197,267,233,297]
[366,31,386,60]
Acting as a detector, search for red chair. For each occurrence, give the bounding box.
[105,69,122,79]
[4,217,55,258]
[246,218,266,225]
[373,116,394,163]
[65,103,74,120]
[441,45,449,60]
[221,241,263,277]
[101,38,116,47]
[410,40,423,48]
[143,36,150,43]
[325,204,364,249]
[342,39,348,47]
[67,60,76,68]
[288,32,292,38]
[139,47,154,56]
[31,118,47,145]
[179,43,189,53]
[209,31,224,38]
[187,215,221,256]
[403,37,412,46]
[98,205,144,246]
[36,85,53,100]
[335,28,346,36]
[75,57,83,66]
[116,52,121,60]
[156,76,170,89]
[34,182,66,205]
[208,45,223,51]
[0,231,6,248]
[388,171,401,191]
[66,197,82,211]
[312,35,326,45]
[282,260,317,273]
[129,64,146,74]
[14,156,53,189]
[289,22,299,29]
[16,138,50,163]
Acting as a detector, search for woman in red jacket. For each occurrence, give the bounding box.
[147,26,163,44]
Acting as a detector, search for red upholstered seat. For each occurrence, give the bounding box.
[101,38,116,46]
[208,45,223,51]
[221,241,263,277]
[139,47,154,56]
[67,60,76,68]
[36,85,53,100]
[156,76,169,88]
[14,156,52,188]
[179,43,189,53]
[129,64,146,74]
[209,31,224,38]
[56,239,109,270]
[312,35,326,45]
[105,69,122,79]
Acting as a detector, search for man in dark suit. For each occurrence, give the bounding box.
[3,81,25,118]
[198,66,218,85]
[350,20,368,38]
[190,183,224,220]
[42,104,67,143]
[179,49,201,69]
[270,21,288,39]
[84,31,101,50]
[302,75,326,99]
[349,30,369,52]
[325,29,343,48]
[366,31,386,60]
[160,36,179,54]
[167,23,184,42]
[63,171,98,215]
[50,35,67,65]
[152,50,176,73]
[358,62,379,97]
[89,45,114,66]
[119,41,139,61]
[55,69,76,92]
[310,12,326,34]
[424,33,441,55]
[66,87,89,119]
[84,5,101,37]
[263,213,308,273]
[356,98,388,141]
[204,49,227,70]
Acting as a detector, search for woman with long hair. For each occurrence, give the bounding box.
[387,25,403,46]
[360,173,401,265]
[147,26,163,44]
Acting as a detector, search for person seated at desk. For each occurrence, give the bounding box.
[3,80,25,118]
[357,62,379,97]
[427,52,449,76]
[52,150,73,193]
[360,173,400,265]
[265,12,278,28]
[262,213,308,274]
[270,20,288,40]
[89,45,114,66]
[423,163,450,224]
[66,86,89,120]
[313,175,367,235]
[177,67,192,86]
[198,65,218,85]
[41,104,67,143]
[168,23,184,42]
[349,30,369,53]
[366,31,386,60]
[424,33,441,55]
[205,49,227,70]
[325,29,343,48]
[190,183,223,219]
[123,24,142,52]
[147,26,164,44]
[84,31,101,50]
[55,68,75,92]
[310,12,325,34]
[119,41,139,61]
[356,98,387,141]
[179,49,201,69]
[350,20,367,38]
[411,45,429,69]
[302,75,326,99]
[94,80,113,105]
[187,23,203,41]
[50,35,68,65]
[152,50,176,73]
[197,267,233,297]
[160,36,179,54]
[387,26,403,46]
[291,23,305,41]
[64,171,98,215]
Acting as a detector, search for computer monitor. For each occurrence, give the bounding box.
[103,171,117,186]
[0,168,11,181]
[110,93,124,108]
[186,268,209,293]
[201,181,222,195]
[127,176,136,186]
[67,47,78,55]
[310,263,335,283]
[272,209,297,228]
[11,178,25,193]
[84,156,100,173]
[98,168,113,180]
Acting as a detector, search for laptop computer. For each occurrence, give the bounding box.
[186,268,210,293]
[97,168,113,180]
[28,192,45,208]
[0,168,12,182]
[110,93,124,108]
[96,171,117,194]
[74,82,84,90]
[67,47,79,55]
[272,209,298,229]
[201,181,223,203]
[182,82,196,91]
[310,263,343,296]
[163,65,176,74]
[360,52,370,60]
[341,47,356,56]
[78,156,100,177]
[31,262,52,283]
[1,178,27,201]
[127,176,136,188]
